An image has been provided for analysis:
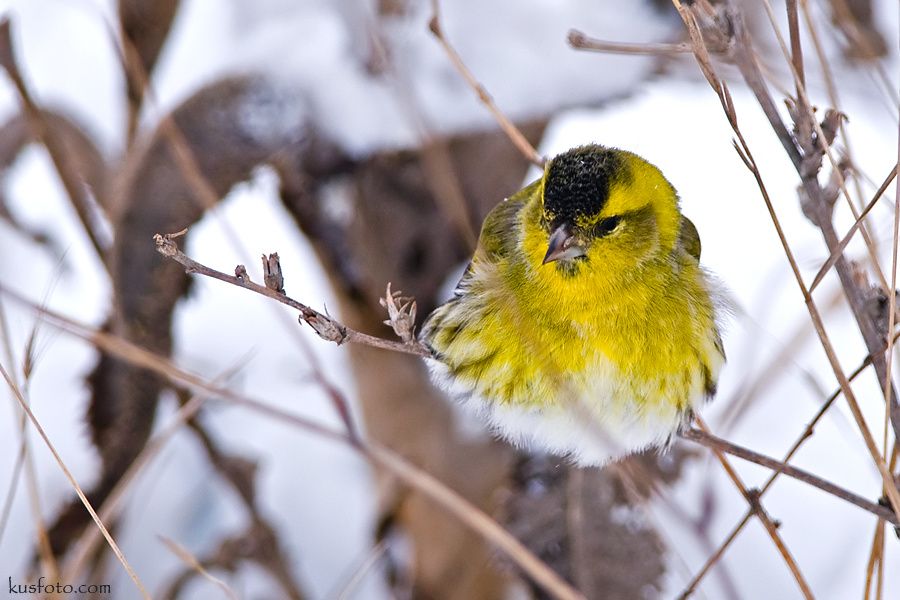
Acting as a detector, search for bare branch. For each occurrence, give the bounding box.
[0,18,109,262]
[671,0,900,519]
[153,231,432,358]
[568,30,693,55]
[690,418,814,600]
[0,283,583,600]
[0,363,150,599]
[680,309,900,597]
[681,428,898,526]
[428,0,545,167]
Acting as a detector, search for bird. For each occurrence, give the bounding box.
[420,144,725,465]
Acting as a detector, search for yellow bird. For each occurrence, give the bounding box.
[420,144,725,465]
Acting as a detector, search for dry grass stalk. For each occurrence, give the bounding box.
[428,0,545,168]
[158,536,239,600]
[0,283,583,600]
[692,418,815,599]
[0,363,150,599]
[672,0,900,512]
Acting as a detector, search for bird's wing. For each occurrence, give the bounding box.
[452,178,540,293]
[478,178,541,261]
[678,215,702,261]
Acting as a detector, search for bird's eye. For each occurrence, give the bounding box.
[591,216,622,237]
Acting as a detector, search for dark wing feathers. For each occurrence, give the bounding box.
[678,216,702,261]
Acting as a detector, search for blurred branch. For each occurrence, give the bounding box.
[428,0,545,168]
[828,0,888,60]
[161,515,305,600]
[0,363,150,599]
[117,0,180,142]
[0,283,584,600]
[357,13,482,249]
[165,410,309,598]
[158,536,239,600]
[109,17,266,249]
[568,29,693,55]
[62,387,213,582]
[0,305,58,580]
[0,18,109,263]
[333,540,389,600]
[154,231,431,358]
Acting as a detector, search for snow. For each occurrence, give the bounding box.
[152,0,675,154]
[0,0,897,598]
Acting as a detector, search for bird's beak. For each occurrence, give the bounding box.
[543,224,585,264]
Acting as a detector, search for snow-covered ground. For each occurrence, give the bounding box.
[0,0,898,598]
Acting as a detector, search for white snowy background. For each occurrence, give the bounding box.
[0,0,898,598]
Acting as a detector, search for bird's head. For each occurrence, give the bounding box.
[539,144,681,271]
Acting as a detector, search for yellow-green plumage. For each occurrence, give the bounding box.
[421,144,725,465]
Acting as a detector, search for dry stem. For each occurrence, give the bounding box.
[0,19,108,262]
[0,283,582,600]
[672,0,900,521]
[0,364,150,598]
[692,417,814,599]
[154,231,431,358]
[428,0,545,168]
[567,30,693,55]
[681,428,897,525]
[680,326,900,596]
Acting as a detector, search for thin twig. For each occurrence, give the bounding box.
[154,231,431,358]
[809,164,897,292]
[0,284,583,600]
[428,0,545,167]
[567,30,692,55]
[863,518,885,600]
[679,328,900,597]
[691,418,815,600]
[334,540,389,600]
[0,363,150,599]
[673,0,900,519]
[884,100,900,462]
[752,0,900,441]
[681,427,897,525]
[759,0,890,297]
[159,535,239,600]
[676,511,751,600]
[0,298,57,576]
[799,0,882,288]
[0,19,108,262]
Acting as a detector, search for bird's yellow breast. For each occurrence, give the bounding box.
[425,195,722,421]
[420,145,725,464]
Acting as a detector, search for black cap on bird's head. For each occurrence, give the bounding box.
[541,145,625,264]
[542,145,622,227]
